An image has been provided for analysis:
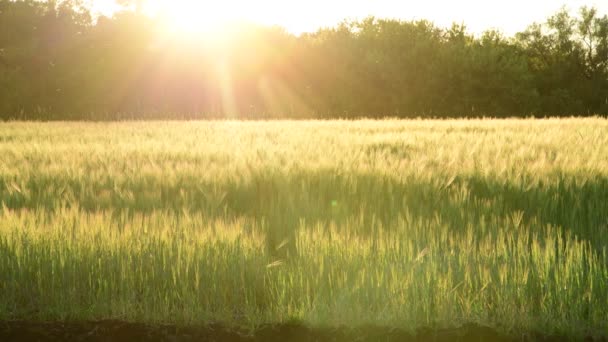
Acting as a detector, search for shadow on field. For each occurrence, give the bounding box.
[228,172,608,258]
[2,171,607,255]
[2,320,591,342]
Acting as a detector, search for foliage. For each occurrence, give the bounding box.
[0,1,607,119]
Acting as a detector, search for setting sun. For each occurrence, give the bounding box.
[145,0,242,33]
[138,0,312,35]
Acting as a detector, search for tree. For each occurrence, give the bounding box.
[0,2,606,119]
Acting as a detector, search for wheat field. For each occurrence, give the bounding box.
[0,119,607,338]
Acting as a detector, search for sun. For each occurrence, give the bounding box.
[93,0,314,35]
[145,0,256,34]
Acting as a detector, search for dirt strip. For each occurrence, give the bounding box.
[0,320,604,342]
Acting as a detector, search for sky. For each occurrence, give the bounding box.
[90,0,608,36]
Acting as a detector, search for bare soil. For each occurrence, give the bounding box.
[0,320,604,341]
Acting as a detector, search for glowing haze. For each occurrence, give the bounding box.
[92,0,608,35]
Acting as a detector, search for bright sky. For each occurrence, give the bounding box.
[90,0,608,36]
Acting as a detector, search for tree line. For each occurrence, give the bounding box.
[0,0,607,119]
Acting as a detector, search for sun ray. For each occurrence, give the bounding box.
[216,61,238,118]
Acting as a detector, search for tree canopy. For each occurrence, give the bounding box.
[1,0,607,119]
